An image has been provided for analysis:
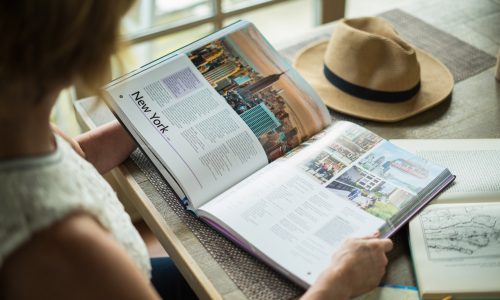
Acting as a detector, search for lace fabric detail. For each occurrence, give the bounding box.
[0,136,151,278]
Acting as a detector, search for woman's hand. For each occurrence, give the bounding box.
[302,233,393,300]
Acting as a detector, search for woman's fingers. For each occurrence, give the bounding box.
[379,238,393,252]
[359,231,380,239]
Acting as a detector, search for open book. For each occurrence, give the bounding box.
[393,139,500,299]
[104,20,454,287]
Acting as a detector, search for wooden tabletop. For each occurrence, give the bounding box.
[75,0,500,298]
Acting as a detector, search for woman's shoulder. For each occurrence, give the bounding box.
[0,213,111,298]
[0,212,158,300]
[0,133,151,279]
[0,135,115,262]
[3,212,110,267]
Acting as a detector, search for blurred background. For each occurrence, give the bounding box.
[53,0,407,136]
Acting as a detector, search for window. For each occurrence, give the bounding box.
[118,0,344,72]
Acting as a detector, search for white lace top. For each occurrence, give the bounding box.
[0,135,151,278]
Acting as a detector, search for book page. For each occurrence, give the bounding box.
[106,54,268,208]
[200,161,386,286]
[392,139,500,203]
[105,21,331,208]
[395,139,500,297]
[184,22,331,162]
[410,202,500,297]
[199,122,451,286]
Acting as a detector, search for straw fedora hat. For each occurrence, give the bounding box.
[293,17,453,122]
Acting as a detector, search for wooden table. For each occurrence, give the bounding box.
[75,0,500,298]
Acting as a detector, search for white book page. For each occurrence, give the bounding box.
[199,123,419,285]
[395,139,500,297]
[106,54,267,208]
[392,139,500,203]
[200,162,385,286]
[410,202,500,296]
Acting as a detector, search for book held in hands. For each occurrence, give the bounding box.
[103,21,454,287]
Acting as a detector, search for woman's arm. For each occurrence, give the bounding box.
[53,120,136,174]
[0,213,160,300]
[76,120,136,174]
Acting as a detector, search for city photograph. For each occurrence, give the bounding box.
[301,150,347,184]
[185,24,330,162]
[326,137,366,165]
[326,166,414,221]
[322,123,383,165]
[358,141,445,194]
[336,122,383,152]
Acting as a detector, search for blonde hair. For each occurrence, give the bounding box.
[0,0,134,102]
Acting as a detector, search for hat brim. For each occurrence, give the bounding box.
[293,40,454,122]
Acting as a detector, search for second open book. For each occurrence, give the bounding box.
[104,20,454,287]
[393,139,500,299]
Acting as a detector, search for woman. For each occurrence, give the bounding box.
[0,1,392,299]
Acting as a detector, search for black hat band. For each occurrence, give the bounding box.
[323,64,421,103]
